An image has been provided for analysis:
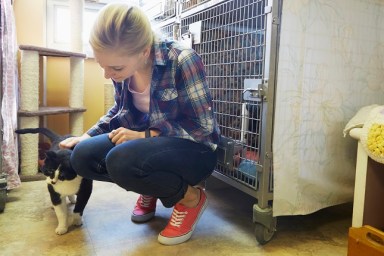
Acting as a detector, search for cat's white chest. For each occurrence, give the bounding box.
[48,176,82,196]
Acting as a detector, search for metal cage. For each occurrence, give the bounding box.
[141,0,176,21]
[180,0,266,192]
[182,0,210,12]
[152,0,280,244]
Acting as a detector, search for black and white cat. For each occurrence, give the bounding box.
[15,128,93,235]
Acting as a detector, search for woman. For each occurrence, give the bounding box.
[60,3,220,245]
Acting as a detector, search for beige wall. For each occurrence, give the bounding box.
[84,59,109,130]
[13,0,45,46]
[44,58,107,135]
[13,0,108,135]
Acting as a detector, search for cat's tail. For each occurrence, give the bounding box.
[15,128,60,142]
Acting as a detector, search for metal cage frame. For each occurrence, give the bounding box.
[152,0,281,244]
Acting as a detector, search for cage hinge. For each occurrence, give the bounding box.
[265,151,273,159]
[272,16,280,25]
[265,5,280,25]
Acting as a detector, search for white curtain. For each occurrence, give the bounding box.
[273,0,384,216]
[1,0,21,189]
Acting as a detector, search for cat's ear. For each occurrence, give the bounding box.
[45,150,58,159]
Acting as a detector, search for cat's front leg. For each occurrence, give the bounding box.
[48,184,69,235]
[53,199,69,235]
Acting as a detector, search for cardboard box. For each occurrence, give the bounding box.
[348,226,384,256]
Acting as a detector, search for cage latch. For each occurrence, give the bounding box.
[243,79,267,102]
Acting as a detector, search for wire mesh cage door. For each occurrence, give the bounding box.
[156,0,280,244]
[181,0,281,244]
[180,0,266,189]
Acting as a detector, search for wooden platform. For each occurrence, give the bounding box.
[19,44,86,58]
[18,106,86,117]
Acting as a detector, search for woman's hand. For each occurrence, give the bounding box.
[59,134,91,149]
[109,127,144,145]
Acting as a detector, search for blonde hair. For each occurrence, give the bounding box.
[90,3,154,56]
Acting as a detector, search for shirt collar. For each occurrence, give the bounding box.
[152,40,172,66]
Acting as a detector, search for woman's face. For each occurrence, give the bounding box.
[94,49,146,83]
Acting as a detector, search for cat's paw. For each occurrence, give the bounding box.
[55,226,68,235]
[69,213,83,226]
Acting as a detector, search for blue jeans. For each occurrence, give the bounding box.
[70,134,217,207]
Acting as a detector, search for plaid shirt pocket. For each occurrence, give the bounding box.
[156,88,178,101]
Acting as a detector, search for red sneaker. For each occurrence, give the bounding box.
[131,195,157,223]
[158,188,207,245]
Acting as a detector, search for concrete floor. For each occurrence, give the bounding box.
[0,177,352,255]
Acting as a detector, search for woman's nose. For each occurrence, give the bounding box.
[104,69,113,79]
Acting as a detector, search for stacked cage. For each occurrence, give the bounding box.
[181,0,267,192]
[141,0,176,21]
[182,0,210,11]
[153,0,277,244]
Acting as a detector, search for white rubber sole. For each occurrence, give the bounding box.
[131,211,155,223]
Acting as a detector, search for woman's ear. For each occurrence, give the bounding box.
[143,47,151,58]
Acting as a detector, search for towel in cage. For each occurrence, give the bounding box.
[238,159,257,182]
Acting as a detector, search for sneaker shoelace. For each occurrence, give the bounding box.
[169,209,188,228]
[140,195,154,208]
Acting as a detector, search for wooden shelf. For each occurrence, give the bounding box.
[18,44,86,176]
[18,106,86,117]
[19,45,86,58]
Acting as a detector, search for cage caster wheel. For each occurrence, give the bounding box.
[253,204,276,245]
[254,218,276,245]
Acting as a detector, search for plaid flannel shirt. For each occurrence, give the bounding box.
[87,40,220,150]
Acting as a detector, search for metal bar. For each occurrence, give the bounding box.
[211,171,258,198]
[256,0,281,209]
